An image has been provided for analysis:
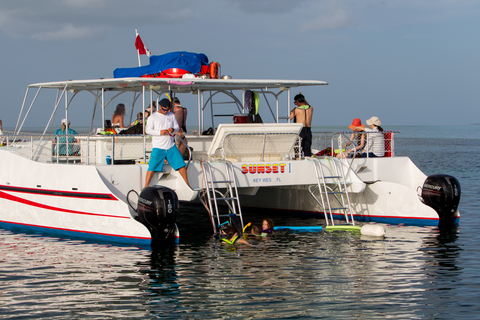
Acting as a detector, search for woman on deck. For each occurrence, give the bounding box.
[112,103,126,128]
[362,116,385,158]
[343,118,366,158]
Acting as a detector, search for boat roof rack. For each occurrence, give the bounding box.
[28,77,328,92]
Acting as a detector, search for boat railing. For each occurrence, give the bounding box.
[1,131,157,165]
[217,132,301,162]
[1,130,398,164]
[312,130,399,158]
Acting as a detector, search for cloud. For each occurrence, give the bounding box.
[32,25,99,40]
[227,0,307,14]
[300,4,351,32]
[0,0,195,40]
[1,0,479,42]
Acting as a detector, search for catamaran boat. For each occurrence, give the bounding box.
[0,52,461,246]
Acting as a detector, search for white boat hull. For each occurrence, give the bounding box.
[0,151,152,245]
[184,157,457,227]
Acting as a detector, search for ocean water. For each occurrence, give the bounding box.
[1,125,479,319]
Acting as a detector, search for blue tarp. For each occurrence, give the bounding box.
[113,51,209,78]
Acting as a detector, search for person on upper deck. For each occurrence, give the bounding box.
[343,118,366,158]
[290,93,313,157]
[144,98,190,188]
[361,116,385,158]
[112,103,126,128]
[53,118,79,156]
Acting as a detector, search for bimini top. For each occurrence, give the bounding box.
[27,77,328,93]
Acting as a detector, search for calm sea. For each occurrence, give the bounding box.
[1,125,479,319]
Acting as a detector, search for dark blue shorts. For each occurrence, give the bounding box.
[148,145,186,172]
[360,152,379,158]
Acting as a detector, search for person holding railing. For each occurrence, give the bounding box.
[144,98,190,188]
[53,119,79,156]
[361,116,385,158]
[343,118,366,158]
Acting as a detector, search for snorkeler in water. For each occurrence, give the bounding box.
[222,226,249,245]
[262,218,274,235]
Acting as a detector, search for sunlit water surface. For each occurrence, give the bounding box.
[1,125,479,319]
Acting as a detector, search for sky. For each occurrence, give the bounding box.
[0,0,479,129]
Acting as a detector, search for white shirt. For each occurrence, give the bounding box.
[365,127,385,157]
[145,111,179,150]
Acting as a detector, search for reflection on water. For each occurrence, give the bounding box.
[2,127,480,319]
[0,221,472,319]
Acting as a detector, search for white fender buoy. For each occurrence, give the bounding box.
[360,224,386,237]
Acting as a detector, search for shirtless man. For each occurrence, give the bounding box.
[289,93,313,157]
[173,97,188,157]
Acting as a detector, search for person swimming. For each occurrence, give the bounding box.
[222,226,249,245]
[262,218,274,235]
[251,223,263,236]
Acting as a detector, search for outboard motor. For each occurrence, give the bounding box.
[421,174,461,229]
[136,186,179,247]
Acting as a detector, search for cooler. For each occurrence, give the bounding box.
[233,113,248,123]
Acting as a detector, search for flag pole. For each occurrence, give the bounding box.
[135,29,141,67]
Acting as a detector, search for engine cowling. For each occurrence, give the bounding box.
[136,186,179,247]
[421,174,461,229]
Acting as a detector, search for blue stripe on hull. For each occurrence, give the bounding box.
[331,213,459,227]
[0,221,152,247]
[275,226,323,232]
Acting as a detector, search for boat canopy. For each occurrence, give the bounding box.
[20,77,327,136]
[28,77,327,92]
[113,51,209,78]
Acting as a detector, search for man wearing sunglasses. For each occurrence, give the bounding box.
[144,98,190,188]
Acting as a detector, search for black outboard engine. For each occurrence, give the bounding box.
[136,186,179,247]
[421,174,461,229]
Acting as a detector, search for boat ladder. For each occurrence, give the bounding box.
[307,157,355,226]
[199,160,244,234]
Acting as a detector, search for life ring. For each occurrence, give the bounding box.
[210,62,219,79]
[162,68,189,78]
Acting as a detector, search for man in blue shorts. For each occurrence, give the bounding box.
[144,98,190,188]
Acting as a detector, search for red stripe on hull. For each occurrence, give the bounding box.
[0,190,129,219]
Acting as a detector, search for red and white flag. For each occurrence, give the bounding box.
[135,31,151,57]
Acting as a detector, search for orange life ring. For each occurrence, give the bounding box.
[210,62,219,79]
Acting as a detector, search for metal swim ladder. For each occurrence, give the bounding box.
[308,157,355,226]
[199,160,244,234]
